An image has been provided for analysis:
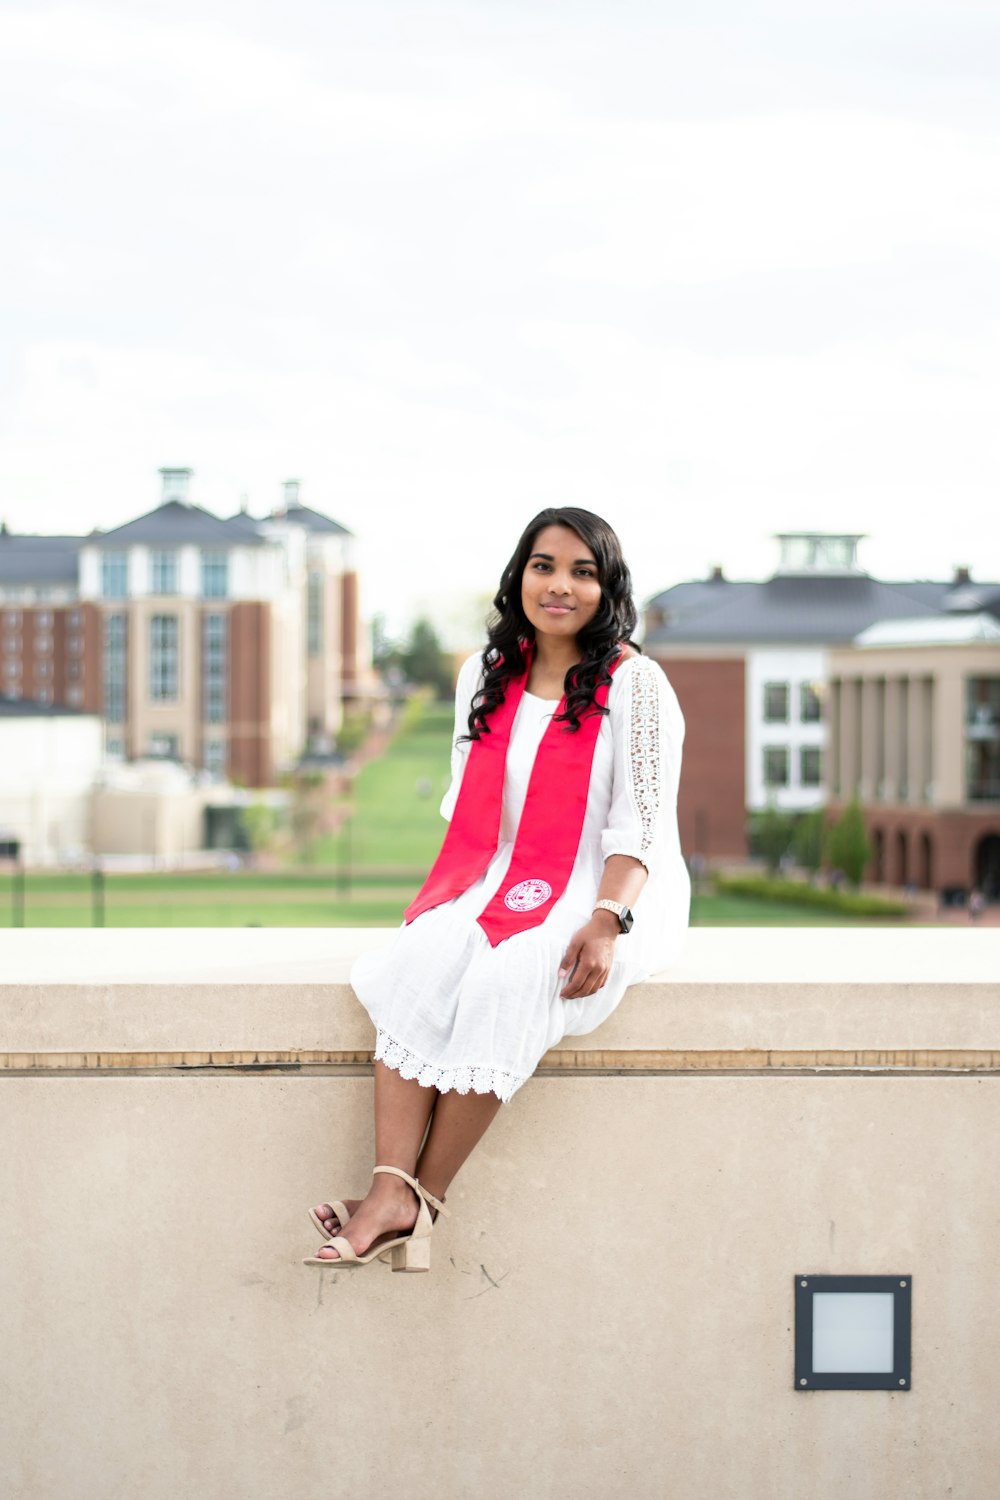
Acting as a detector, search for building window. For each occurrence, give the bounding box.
[68,610,82,629]
[202,612,227,724]
[799,682,822,722]
[151,551,179,595]
[764,682,789,723]
[150,615,179,700]
[67,660,81,680]
[200,551,229,599]
[203,740,226,776]
[36,634,52,654]
[101,553,128,599]
[3,635,18,654]
[104,612,127,723]
[763,746,790,787]
[36,687,53,704]
[35,660,51,679]
[67,633,83,654]
[36,610,53,629]
[800,746,822,786]
[66,684,84,706]
[3,609,21,627]
[106,737,124,757]
[4,661,20,679]
[307,570,323,657]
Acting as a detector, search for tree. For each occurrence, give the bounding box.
[792,807,826,878]
[751,802,796,875]
[400,618,452,700]
[824,799,873,888]
[238,799,279,867]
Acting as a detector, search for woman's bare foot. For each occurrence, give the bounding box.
[314,1173,420,1260]
[312,1199,362,1237]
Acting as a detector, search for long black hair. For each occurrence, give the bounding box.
[464,507,640,740]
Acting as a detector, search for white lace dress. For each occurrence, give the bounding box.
[350,651,691,1103]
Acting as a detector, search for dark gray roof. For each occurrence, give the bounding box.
[645,574,1000,646]
[93,499,266,547]
[283,501,350,536]
[0,535,80,585]
[0,695,87,716]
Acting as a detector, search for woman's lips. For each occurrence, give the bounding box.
[542,603,573,614]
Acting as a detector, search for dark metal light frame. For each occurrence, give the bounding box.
[794,1274,912,1391]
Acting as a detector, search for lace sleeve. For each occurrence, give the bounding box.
[439,652,483,822]
[600,655,685,870]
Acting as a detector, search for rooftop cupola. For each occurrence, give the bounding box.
[158,467,193,507]
[772,532,866,577]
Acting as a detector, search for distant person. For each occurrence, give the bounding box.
[969,888,986,922]
[304,507,690,1269]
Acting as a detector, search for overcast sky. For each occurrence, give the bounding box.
[1,0,998,639]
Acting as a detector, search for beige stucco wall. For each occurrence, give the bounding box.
[3,929,1000,1500]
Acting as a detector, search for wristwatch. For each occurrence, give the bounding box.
[593,899,634,934]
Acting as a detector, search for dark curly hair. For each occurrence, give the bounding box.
[464,507,640,740]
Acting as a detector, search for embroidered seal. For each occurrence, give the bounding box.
[503,878,553,913]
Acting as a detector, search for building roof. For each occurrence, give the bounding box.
[91,499,266,548]
[282,501,350,536]
[645,574,1000,647]
[855,613,1000,648]
[0,534,81,586]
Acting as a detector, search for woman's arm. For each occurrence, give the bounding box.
[558,854,647,998]
[559,655,685,999]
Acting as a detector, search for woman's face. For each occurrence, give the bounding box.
[520,524,602,642]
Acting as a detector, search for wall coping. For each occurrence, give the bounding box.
[2,928,999,1071]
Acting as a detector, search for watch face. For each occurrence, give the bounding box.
[620,907,634,933]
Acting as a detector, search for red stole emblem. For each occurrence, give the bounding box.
[404,646,622,946]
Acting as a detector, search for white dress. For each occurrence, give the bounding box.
[350,651,691,1103]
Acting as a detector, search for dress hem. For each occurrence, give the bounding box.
[374,1028,525,1104]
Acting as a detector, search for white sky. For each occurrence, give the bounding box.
[1,0,999,641]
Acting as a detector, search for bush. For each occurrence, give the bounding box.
[714,874,908,918]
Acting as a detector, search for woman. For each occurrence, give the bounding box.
[305,507,689,1269]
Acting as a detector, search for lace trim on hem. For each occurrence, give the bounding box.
[374,1029,526,1103]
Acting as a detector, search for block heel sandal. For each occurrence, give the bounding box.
[302,1165,449,1272]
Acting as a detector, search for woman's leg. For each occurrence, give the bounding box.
[313,1062,438,1259]
[414,1088,504,1205]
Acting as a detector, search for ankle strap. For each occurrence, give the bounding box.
[416,1181,450,1218]
[372,1164,420,1193]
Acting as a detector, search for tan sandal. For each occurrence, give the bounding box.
[307,1200,353,1240]
[302,1166,449,1272]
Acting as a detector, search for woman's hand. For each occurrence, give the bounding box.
[558,911,619,999]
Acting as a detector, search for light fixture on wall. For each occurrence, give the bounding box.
[794,1275,912,1391]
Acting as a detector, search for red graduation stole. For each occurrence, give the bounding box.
[404,646,622,946]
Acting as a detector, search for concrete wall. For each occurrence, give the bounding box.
[3,929,1000,1500]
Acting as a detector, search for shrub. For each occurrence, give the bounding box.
[714,874,908,918]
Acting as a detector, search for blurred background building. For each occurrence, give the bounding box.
[646,532,1000,890]
[0,468,368,786]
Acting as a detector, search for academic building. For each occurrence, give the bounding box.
[826,613,1000,897]
[0,468,365,786]
[644,532,1000,885]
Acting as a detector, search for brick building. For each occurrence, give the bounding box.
[644,533,1000,863]
[0,469,367,786]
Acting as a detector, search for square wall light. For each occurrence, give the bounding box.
[795,1275,912,1391]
